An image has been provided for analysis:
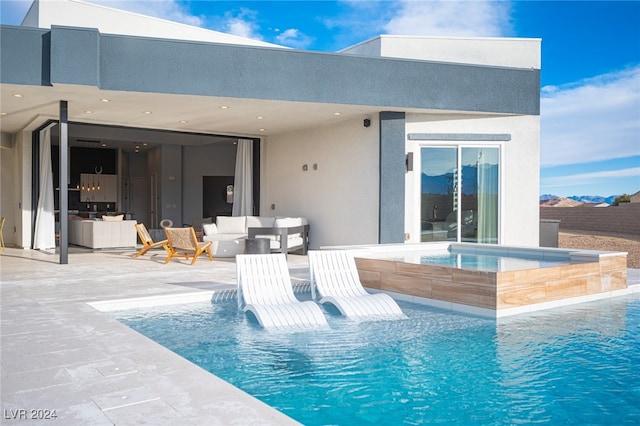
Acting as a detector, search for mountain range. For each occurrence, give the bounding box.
[540,194,620,205]
[421,165,499,195]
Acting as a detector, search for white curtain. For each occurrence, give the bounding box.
[33,126,56,250]
[232,139,253,216]
[476,148,499,244]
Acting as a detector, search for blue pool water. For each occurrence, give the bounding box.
[114,294,640,425]
[382,251,580,272]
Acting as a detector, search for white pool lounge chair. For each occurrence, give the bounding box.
[236,253,328,328]
[309,250,406,319]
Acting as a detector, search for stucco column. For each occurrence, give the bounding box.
[379,111,406,244]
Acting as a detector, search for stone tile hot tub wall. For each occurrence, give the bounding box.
[340,243,628,316]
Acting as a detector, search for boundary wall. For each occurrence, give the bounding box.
[539,203,640,236]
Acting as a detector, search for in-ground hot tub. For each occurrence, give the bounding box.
[327,243,628,317]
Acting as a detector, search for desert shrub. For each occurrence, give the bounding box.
[613,194,631,206]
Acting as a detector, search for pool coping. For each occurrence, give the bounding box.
[88,290,216,312]
[90,282,640,322]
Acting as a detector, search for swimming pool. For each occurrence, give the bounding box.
[113,293,640,425]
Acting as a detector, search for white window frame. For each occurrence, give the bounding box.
[406,141,504,244]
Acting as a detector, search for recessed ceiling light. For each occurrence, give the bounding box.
[256,116,264,120]
[143,143,148,146]
[179,120,187,124]
[100,98,110,103]
[333,112,342,116]
[220,105,229,109]
[84,110,94,114]
[259,128,265,132]
[143,111,152,114]
[0,112,7,116]
[13,94,23,98]
[101,143,107,147]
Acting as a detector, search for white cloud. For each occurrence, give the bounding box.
[275,28,314,49]
[541,66,640,167]
[324,1,392,35]
[382,0,512,37]
[323,0,512,50]
[88,2,267,42]
[218,8,263,40]
[88,0,204,27]
[540,167,640,196]
[543,167,640,186]
[226,19,257,39]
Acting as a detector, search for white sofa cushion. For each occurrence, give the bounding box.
[275,217,307,227]
[202,223,218,236]
[269,236,304,250]
[216,216,246,234]
[203,233,246,242]
[246,216,276,228]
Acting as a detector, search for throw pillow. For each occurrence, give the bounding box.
[202,223,218,236]
[217,216,246,234]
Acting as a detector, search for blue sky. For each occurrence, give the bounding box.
[2,0,639,197]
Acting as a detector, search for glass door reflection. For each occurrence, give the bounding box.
[420,146,499,243]
[420,147,457,242]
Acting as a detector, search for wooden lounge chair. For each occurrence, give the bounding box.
[134,223,169,258]
[236,253,328,328]
[309,250,406,319]
[164,227,213,265]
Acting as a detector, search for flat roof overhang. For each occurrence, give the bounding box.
[1,25,540,137]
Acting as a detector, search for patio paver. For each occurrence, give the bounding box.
[1,247,305,425]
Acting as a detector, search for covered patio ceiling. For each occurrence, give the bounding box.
[0,82,421,152]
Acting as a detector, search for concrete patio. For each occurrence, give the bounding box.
[1,247,305,425]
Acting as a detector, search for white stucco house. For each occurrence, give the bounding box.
[0,0,541,261]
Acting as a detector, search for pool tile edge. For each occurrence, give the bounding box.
[88,290,215,312]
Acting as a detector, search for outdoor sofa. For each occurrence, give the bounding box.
[201,215,309,257]
[68,215,137,249]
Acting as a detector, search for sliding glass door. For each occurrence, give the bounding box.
[420,146,499,243]
[420,147,457,242]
